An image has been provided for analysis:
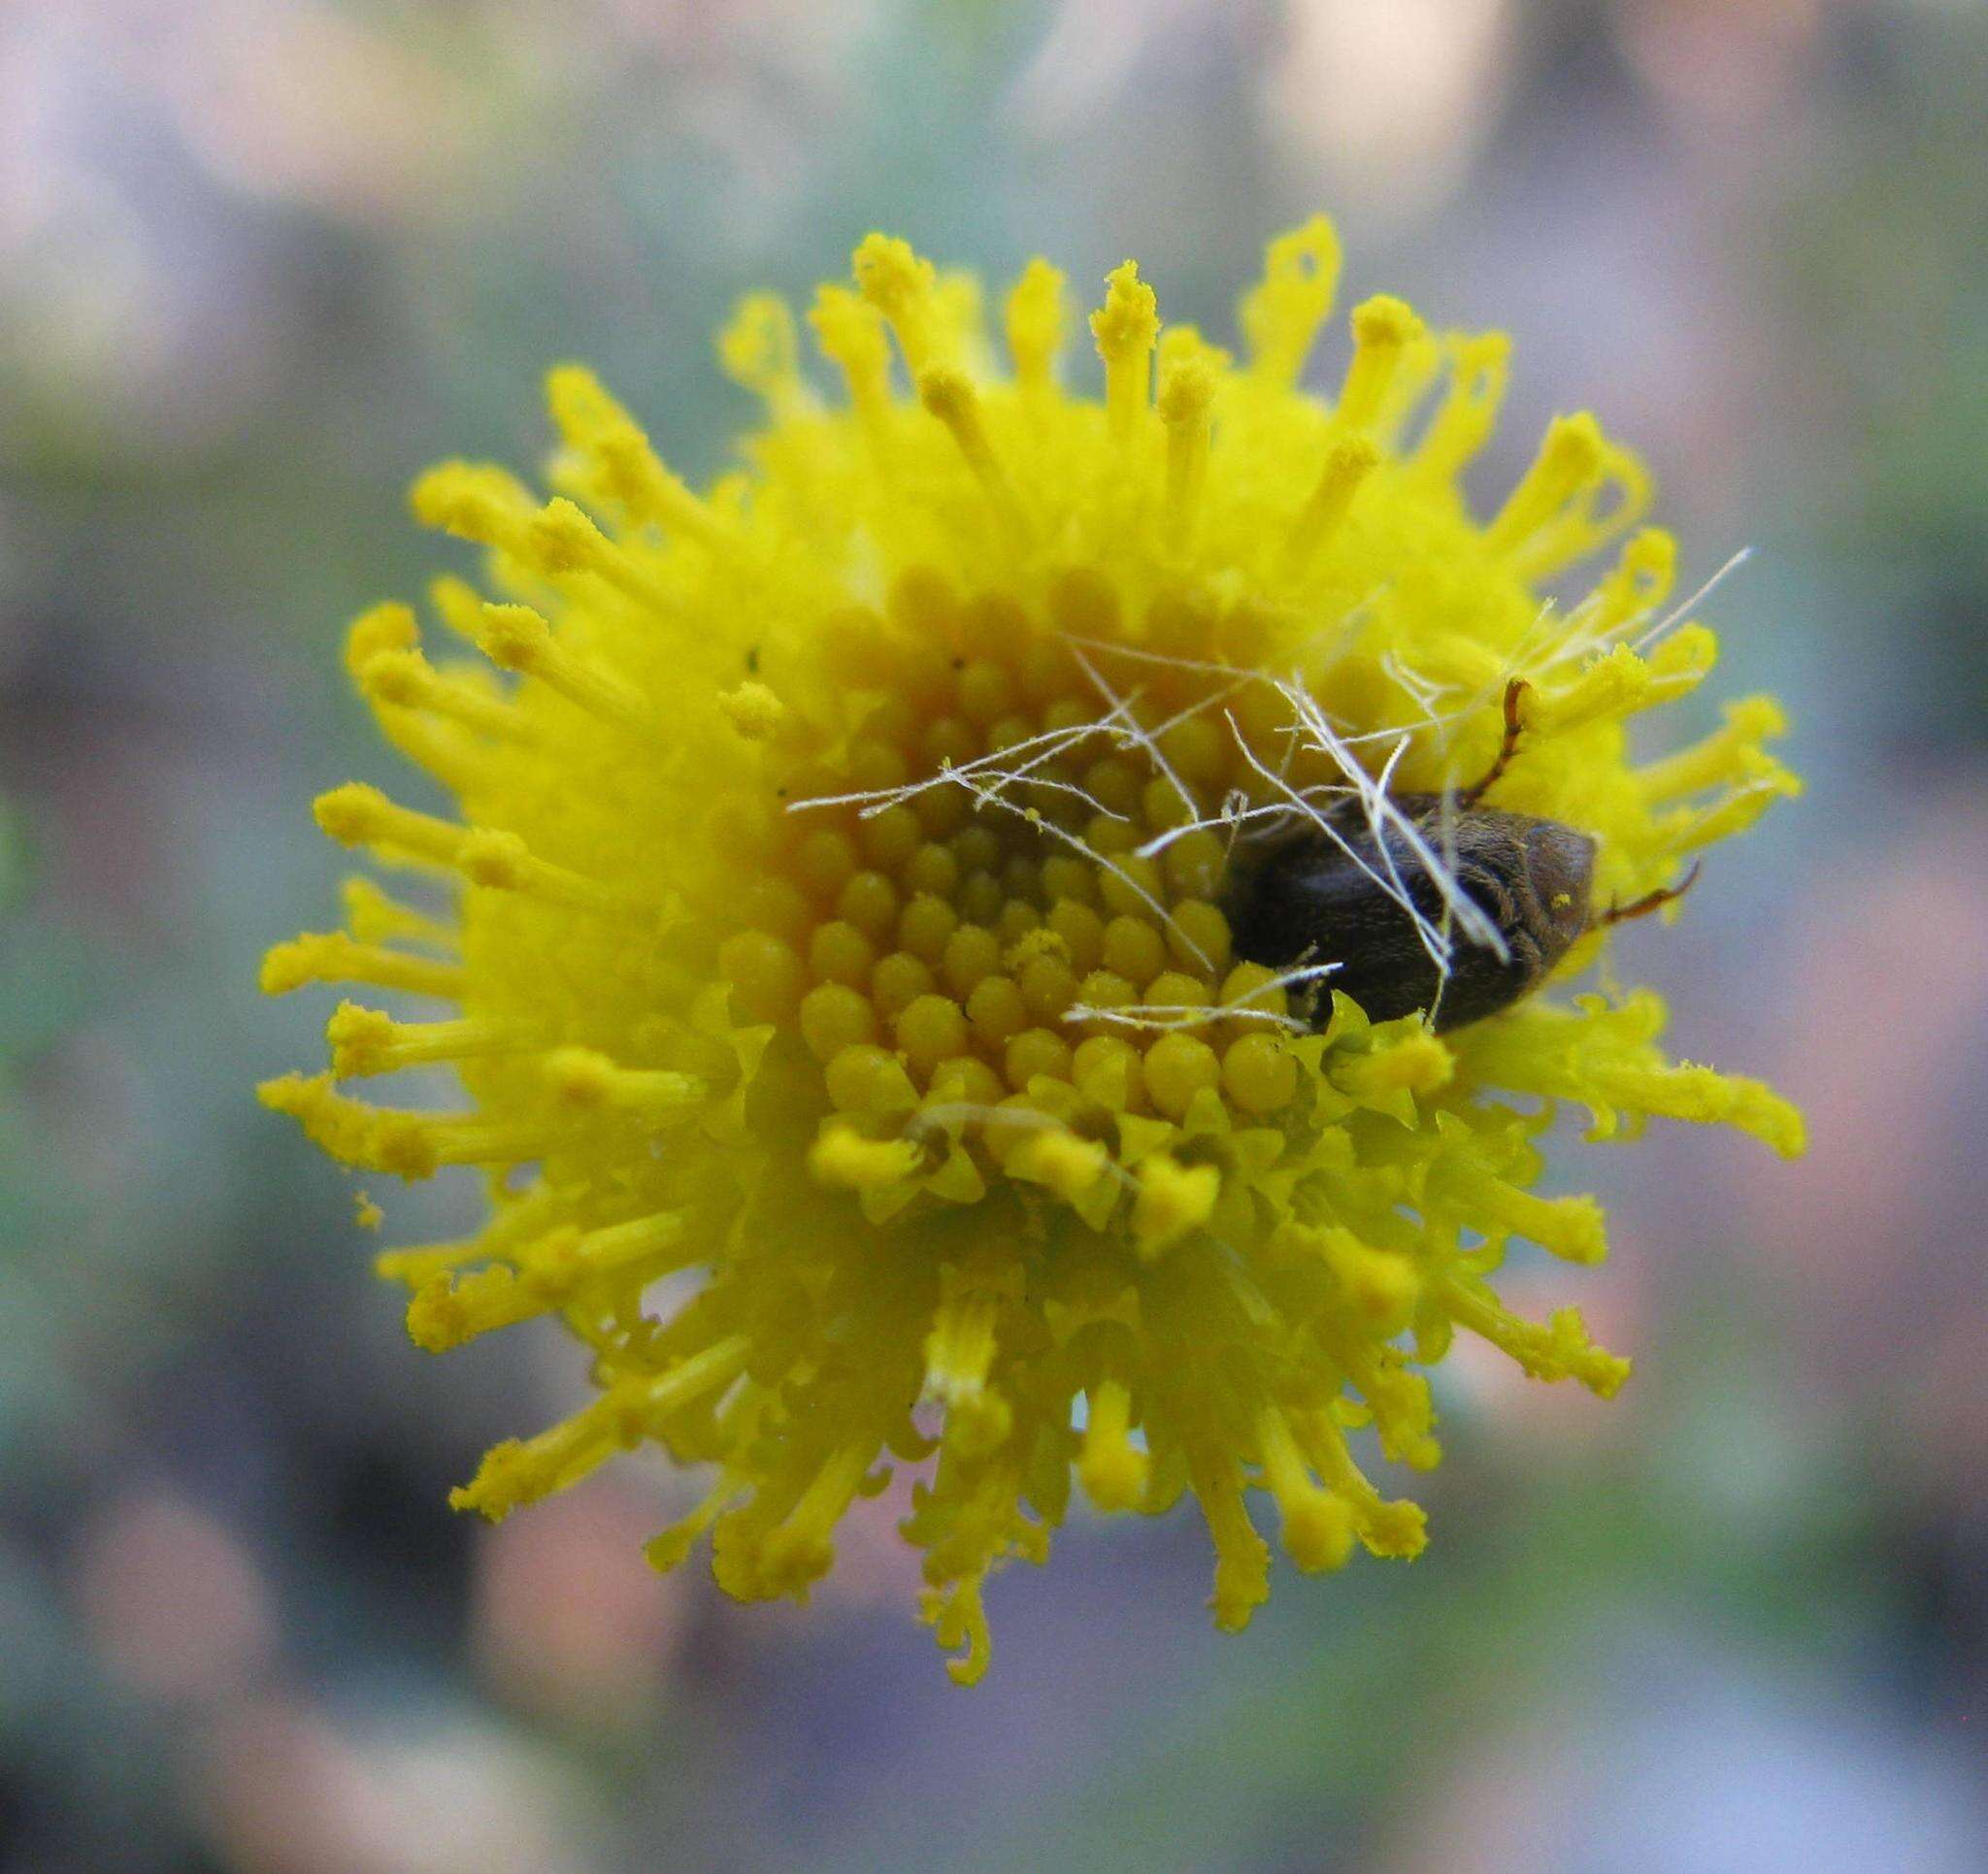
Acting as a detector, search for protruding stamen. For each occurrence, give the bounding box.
[544,366,735,553]
[1658,751,1802,852]
[1089,260,1160,444]
[1484,412,1607,555]
[810,1124,924,1191]
[716,680,787,741]
[1306,1225,1421,1334]
[1328,1024,1454,1116]
[542,1047,706,1127]
[358,647,534,742]
[1004,257,1068,400]
[457,829,625,913]
[344,602,417,681]
[1302,1410,1429,1558]
[1469,1179,1608,1265]
[918,368,1029,545]
[312,784,459,868]
[257,1073,573,1178]
[449,1334,750,1520]
[409,461,538,552]
[340,876,457,952]
[1282,435,1379,573]
[1410,331,1510,480]
[1239,216,1342,387]
[1444,1280,1632,1397]
[854,232,944,377]
[260,933,464,1001]
[426,575,488,645]
[1584,1054,1806,1157]
[1158,345,1217,538]
[326,1003,540,1078]
[1077,1378,1149,1512]
[314,784,626,915]
[717,293,815,422]
[1189,1444,1272,1632]
[923,1260,1020,1456]
[373,1185,562,1290]
[748,1442,876,1598]
[524,499,658,602]
[932,269,993,377]
[1633,696,1790,803]
[1589,526,1678,633]
[407,1210,693,1352]
[1337,294,1422,432]
[1255,1408,1355,1572]
[809,283,893,432]
[477,603,652,734]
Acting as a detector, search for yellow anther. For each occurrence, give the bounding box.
[854,231,944,376]
[325,1003,396,1076]
[327,1004,530,1079]
[519,497,666,605]
[1338,294,1423,432]
[1473,1181,1609,1266]
[1332,1030,1454,1112]
[1089,260,1160,443]
[312,790,603,914]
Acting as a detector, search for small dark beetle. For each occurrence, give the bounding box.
[1225,682,1694,1034]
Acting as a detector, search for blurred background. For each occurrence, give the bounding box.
[3,1,1985,1868]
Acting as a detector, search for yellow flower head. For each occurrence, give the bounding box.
[260,219,1803,1683]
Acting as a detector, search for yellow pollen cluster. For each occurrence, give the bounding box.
[259,219,1804,1683]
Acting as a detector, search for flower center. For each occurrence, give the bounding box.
[717,571,1309,1136]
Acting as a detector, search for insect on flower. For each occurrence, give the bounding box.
[1226,678,1704,1034]
[259,221,1806,1683]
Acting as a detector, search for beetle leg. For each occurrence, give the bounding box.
[1600,859,1704,926]
[1456,677,1529,808]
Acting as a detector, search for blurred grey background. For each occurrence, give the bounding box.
[2,2,1985,1870]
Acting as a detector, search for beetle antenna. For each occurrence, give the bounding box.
[1600,859,1704,926]
[1456,677,1529,808]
